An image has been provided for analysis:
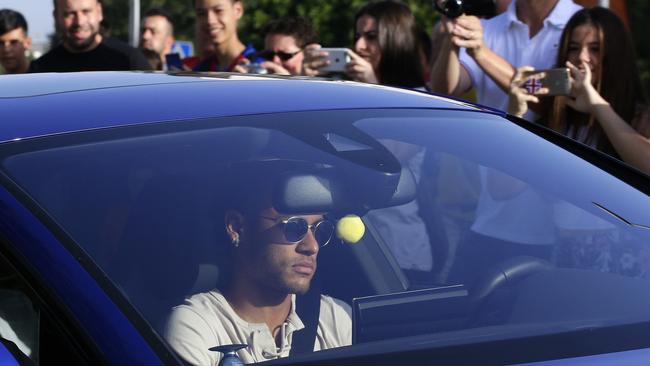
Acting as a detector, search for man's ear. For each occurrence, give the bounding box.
[97,1,104,23]
[225,210,245,246]
[233,0,243,20]
[24,36,32,50]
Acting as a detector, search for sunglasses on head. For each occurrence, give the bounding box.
[258,49,302,62]
[260,216,335,247]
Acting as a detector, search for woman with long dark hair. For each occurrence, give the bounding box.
[508,7,650,173]
[303,1,426,88]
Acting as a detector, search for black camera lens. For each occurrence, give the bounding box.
[433,0,497,19]
[434,0,464,18]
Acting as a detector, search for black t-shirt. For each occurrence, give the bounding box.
[30,38,152,73]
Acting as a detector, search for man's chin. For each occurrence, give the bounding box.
[65,35,99,52]
[284,278,312,295]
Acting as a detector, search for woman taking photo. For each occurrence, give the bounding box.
[303,0,427,89]
[508,7,650,174]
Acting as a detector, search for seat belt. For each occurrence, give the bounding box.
[290,282,321,355]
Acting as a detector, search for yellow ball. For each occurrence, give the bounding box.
[336,215,365,244]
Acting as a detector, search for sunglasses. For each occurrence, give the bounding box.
[260,216,335,247]
[257,49,302,62]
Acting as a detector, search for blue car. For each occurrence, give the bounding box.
[1,72,650,365]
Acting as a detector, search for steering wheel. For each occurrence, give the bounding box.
[467,255,552,326]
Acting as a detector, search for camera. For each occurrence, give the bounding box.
[433,0,497,19]
[244,63,268,75]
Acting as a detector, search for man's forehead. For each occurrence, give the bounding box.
[0,28,28,41]
[57,0,100,11]
[265,34,299,49]
[143,16,168,28]
[195,0,236,9]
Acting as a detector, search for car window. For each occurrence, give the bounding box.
[0,252,95,365]
[1,109,650,364]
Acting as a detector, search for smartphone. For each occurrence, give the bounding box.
[320,48,351,73]
[165,53,184,71]
[524,68,571,96]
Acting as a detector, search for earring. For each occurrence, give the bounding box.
[232,236,240,247]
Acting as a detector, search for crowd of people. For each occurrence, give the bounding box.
[2,0,648,174]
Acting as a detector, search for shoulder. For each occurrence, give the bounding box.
[30,45,65,68]
[319,294,352,320]
[164,291,228,351]
[167,291,226,328]
[317,295,352,347]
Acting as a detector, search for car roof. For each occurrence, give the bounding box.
[0,71,498,143]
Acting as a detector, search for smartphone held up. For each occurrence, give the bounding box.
[319,48,351,73]
[524,68,571,96]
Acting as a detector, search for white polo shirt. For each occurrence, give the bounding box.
[164,290,352,365]
[460,0,582,114]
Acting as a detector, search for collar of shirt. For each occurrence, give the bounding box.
[216,292,305,360]
[505,0,581,29]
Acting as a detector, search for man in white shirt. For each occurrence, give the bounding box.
[164,177,351,365]
[430,0,581,116]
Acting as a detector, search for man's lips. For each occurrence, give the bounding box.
[292,261,315,275]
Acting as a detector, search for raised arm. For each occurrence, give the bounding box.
[566,61,650,174]
[429,18,472,95]
[430,16,516,96]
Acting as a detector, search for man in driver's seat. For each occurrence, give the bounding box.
[164,166,352,365]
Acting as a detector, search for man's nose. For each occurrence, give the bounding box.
[272,55,282,64]
[71,12,83,26]
[207,10,218,25]
[297,229,319,255]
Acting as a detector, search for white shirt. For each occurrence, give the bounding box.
[164,290,352,365]
[471,167,556,245]
[460,0,582,115]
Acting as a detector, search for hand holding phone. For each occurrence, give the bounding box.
[319,48,351,73]
[523,68,571,96]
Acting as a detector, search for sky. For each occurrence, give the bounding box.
[3,0,55,44]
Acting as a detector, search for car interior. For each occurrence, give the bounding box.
[3,112,650,364]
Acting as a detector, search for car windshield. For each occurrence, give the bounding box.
[1,109,650,363]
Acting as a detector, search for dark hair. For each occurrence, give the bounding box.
[53,0,102,11]
[549,7,647,155]
[262,17,318,48]
[143,7,175,31]
[354,1,424,88]
[0,8,28,35]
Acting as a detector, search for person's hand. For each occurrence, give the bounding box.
[345,49,378,84]
[448,15,485,59]
[507,66,547,117]
[260,61,291,75]
[232,58,250,74]
[565,60,608,112]
[302,44,329,76]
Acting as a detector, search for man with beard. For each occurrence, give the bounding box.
[164,164,352,365]
[30,0,151,72]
